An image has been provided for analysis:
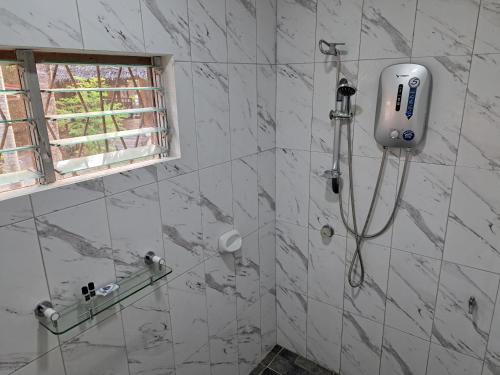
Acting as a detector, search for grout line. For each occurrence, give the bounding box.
[74,0,85,50]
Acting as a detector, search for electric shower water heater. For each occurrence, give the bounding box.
[374,63,431,148]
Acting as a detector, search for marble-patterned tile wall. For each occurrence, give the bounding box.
[0,1,276,375]
[275,1,500,375]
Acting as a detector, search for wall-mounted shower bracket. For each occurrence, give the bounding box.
[330,109,352,120]
[319,40,345,56]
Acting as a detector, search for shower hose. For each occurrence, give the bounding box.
[337,122,411,288]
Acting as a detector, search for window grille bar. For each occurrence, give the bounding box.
[0,145,37,154]
[46,107,166,121]
[0,89,26,95]
[41,87,161,93]
[16,50,56,184]
[0,118,32,124]
[0,169,41,187]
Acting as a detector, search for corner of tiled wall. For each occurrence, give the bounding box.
[275,0,500,374]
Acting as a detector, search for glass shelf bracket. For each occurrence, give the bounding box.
[34,251,172,335]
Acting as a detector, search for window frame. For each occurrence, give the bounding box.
[0,49,178,201]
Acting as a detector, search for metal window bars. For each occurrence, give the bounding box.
[0,50,169,192]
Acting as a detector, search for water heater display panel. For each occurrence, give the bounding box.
[374,63,431,148]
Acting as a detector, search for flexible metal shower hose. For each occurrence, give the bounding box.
[338,121,412,288]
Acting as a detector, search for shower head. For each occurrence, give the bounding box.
[337,78,356,97]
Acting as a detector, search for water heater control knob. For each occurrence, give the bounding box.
[390,130,399,139]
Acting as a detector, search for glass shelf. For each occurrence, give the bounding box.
[35,258,172,335]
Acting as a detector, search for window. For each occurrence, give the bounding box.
[0,50,171,195]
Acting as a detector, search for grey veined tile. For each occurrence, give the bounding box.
[427,343,483,375]
[276,64,314,151]
[457,54,500,170]
[360,0,416,59]
[380,326,429,375]
[385,250,441,340]
[432,262,499,359]
[392,162,454,259]
[0,0,82,49]
[188,0,227,62]
[77,0,144,52]
[412,0,480,57]
[474,0,500,54]
[276,148,310,227]
[141,0,191,59]
[0,195,32,227]
[444,167,500,273]
[277,287,307,358]
[409,56,470,166]
[315,0,363,62]
[341,311,383,375]
[277,0,317,63]
[226,0,256,63]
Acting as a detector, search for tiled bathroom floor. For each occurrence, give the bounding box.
[250,345,337,375]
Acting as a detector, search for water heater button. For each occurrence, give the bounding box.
[390,130,399,139]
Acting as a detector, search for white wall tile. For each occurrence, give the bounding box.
[306,298,342,372]
[258,150,276,227]
[257,0,277,64]
[457,54,500,170]
[344,239,390,323]
[427,343,483,375]
[259,221,276,295]
[31,179,105,216]
[385,250,440,339]
[261,292,277,353]
[432,262,499,359]
[341,311,383,375]
[276,220,308,295]
[0,220,59,375]
[159,171,203,279]
[277,286,307,357]
[276,64,314,150]
[237,301,262,374]
[276,148,310,227]
[315,0,363,62]
[229,64,258,159]
[227,0,256,63]
[122,286,175,375]
[380,326,429,375]
[308,232,346,309]
[106,183,163,279]
[474,0,500,54]
[410,56,470,165]
[188,0,227,62]
[62,315,129,375]
[0,0,82,48]
[36,199,115,308]
[360,0,416,59]
[9,348,65,375]
[444,168,500,273]
[103,166,157,195]
[142,0,191,59]
[236,231,260,314]
[412,0,480,57]
[199,162,234,255]
[392,162,454,259]
[232,155,258,237]
[257,65,276,152]
[168,264,209,366]
[0,196,32,227]
[276,0,317,63]
[77,0,144,52]
[193,63,230,168]
[210,320,239,375]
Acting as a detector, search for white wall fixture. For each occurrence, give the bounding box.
[218,229,242,253]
